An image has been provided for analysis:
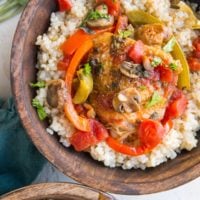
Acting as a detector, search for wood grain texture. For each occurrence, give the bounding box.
[11,0,200,195]
[0,183,115,200]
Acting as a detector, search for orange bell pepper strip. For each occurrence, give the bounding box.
[60,29,91,56]
[60,27,115,57]
[107,119,167,156]
[92,26,115,36]
[64,39,93,132]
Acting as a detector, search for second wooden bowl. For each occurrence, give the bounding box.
[0,183,115,200]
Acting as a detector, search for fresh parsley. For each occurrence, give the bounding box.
[83,63,92,75]
[151,57,162,68]
[163,37,176,53]
[86,9,109,21]
[119,30,133,38]
[32,98,47,121]
[146,92,163,108]
[169,63,178,71]
[30,81,46,88]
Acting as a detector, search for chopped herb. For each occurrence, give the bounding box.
[83,63,92,75]
[86,9,109,21]
[32,98,47,120]
[146,92,163,108]
[81,9,109,27]
[163,37,176,53]
[151,57,162,68]
[169,63,178,71]
[119,30,133,38]
[30,81,46,88]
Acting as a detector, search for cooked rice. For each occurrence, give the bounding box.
[35,0,200,169]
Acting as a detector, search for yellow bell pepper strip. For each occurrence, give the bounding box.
[127,10,162,25]
[64,39,93,132]
[171,37,191,90]
[73,63,93,104]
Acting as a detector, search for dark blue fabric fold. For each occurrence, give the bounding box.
[0,98,46,195]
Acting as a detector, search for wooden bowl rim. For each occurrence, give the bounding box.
[11,0,200,195]
[1,182,116,200]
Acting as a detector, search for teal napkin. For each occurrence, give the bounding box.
[0,98,46,195]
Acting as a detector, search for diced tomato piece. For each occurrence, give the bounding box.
[90,119,109,141]
[96,0,121,17]
[58,0,72,12]
[193,36,200,52]
[138,119,165,148]
[70,119,108,151]
[70,131,97,151]
[155,66,174,83]
[57,55,72,71]
[115,15,128,33]
[193,51,200,59]
[187,56,200,71]
[162,90,188,124]
[128,41,145,64]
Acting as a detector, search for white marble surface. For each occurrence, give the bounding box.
[1,14,200,200]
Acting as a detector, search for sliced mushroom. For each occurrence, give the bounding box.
[112,88,141,113]
[120,61,143,78]
[86,15,115,29]
[46,79,66,110]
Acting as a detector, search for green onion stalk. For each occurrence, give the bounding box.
[0,0,28,23]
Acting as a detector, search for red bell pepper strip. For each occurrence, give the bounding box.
[106,120,166,156]
[58,0,72,12]
[64,39,93,132]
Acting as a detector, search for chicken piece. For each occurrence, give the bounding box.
[46,79,66,111]
[88,32,175,139]
[136,24,167,46]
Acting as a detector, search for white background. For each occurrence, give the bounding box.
[1,14,200,200]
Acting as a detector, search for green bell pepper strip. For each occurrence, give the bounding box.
[171,37,190,90]
[127,10,162,25]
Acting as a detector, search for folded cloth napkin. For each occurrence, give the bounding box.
[0,98,46,195]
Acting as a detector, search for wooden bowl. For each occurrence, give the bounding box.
[0,183,115,200]
[11,0,200,195]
